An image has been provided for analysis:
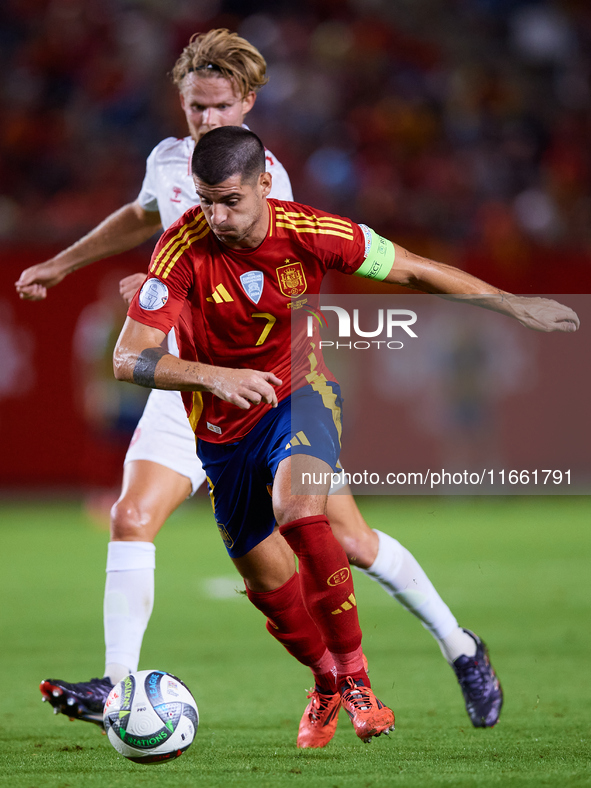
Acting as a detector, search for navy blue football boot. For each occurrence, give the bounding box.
[40,676,114,726]
[452,629,503,727]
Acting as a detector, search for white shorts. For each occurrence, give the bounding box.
[124,389,207,495]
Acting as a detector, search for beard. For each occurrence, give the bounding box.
[213,207,264,248]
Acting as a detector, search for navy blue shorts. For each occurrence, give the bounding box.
[197,382,343,559]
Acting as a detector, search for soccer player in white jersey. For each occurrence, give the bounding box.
[16,29,502,737]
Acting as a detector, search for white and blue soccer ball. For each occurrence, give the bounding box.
[103,670,198,764]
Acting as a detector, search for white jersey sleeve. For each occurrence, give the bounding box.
[136,146,161,214]
[137,137,198,230]
[265,149,293,201]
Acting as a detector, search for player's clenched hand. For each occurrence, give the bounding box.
[15,260,68,301]
[510,296,580,333]
[120,273,147,305]
[208,368,282,409]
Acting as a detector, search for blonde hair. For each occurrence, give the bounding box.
[171,29,268,98]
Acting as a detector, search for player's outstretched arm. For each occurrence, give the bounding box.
[438,294,580,333]
[113,317,282,409]
[14,201,162,301]
[385,244,580,333]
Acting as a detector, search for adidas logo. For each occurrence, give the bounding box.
[331,593,357,615]
[286,431,310,449]
[206,284,233,303]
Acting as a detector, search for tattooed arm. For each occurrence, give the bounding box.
[113,317,282,409]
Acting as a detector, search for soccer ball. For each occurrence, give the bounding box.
[103,670,198,764]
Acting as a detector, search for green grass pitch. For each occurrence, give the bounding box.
[1,496,589,788]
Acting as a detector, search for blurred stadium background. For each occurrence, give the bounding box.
[1,4,590,784]
[1,0,591,493]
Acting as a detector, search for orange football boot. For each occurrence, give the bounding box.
[297,687,341,748]
[340,677,395,743]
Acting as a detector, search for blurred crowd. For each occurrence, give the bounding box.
[1,0,591,269]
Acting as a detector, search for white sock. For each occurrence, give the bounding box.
[104,662,130,686]
[438,627,477,664]
[357,530,471,657]
[104,541,155,684]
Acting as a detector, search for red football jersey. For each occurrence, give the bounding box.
[127,199,366,442]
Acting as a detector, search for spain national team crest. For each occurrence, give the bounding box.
[217,523,234,550]
[277,261,307,297]
[240,271,264,304]
[327,567,350,586]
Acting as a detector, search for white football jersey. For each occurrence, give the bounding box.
[137,133,293,231]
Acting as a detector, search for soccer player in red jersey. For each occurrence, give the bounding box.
[114,126,578,745]
[24,30,514,739]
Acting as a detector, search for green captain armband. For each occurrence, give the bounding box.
[354,224,395,281]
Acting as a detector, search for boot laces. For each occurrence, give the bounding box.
[306,688,336,722]
[342,678,372,711]
[455,658,487,700]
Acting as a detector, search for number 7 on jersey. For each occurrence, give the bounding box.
[251,313,277,346]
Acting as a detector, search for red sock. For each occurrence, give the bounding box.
[279,515,363,657]
[332,645,369,690]
[313,674,337,694]
[245,572,329,671]
[310,654,338,694]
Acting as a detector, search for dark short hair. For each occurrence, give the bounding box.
[191,126,265,185]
